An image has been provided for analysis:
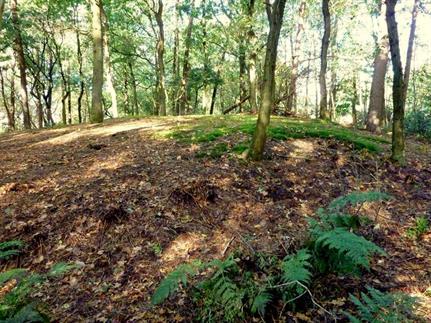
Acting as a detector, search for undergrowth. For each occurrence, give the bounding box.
[166,117,389,158]
[151,191,420,322]
[0,241,76,322]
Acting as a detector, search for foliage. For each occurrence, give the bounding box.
[0,240,24,261]
[0,243,76,322]
[345,287,420,323]
[152,192,395,321]
[405,109,431,140]
[406,216,429,240]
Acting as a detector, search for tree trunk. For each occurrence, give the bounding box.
[319,0,331,120]
[249,0,287,161]
[172,0,180,115]
[403,0,419,101]
[0,68,15,130]
[0,0,5,27]
[352,74,358,128]
[102,9,118,118]
[76,29,85,124]
[11,0,31,129]
[286,1,306,113]
[155,0,167,116]
[247,0,258,114]
[239,41,247,113]
[128,62,139,115]
[386,0,405,163]
[90,0,104,123]
[367,1,389,133]
[178,0,195,115]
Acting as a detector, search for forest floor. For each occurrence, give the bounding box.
[0,115,430,322]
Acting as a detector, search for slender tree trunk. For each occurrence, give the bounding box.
[247,0,258,114]
[172,0,180,115]
[128,62,139,115]
[179,0,195,115]
[90,0,104,123]
[11,0,31,129]
[386,0,405,163]
[249,0,287,161]
[76,30,84,123]
[0,68,15,130]
[102,10,118,119]
[319,0,331,120]
[124,71,130,115]
[367,1,389,133]
[403,0,419,101]
[0,0,5,27]
[352,74,358,128]
[287,1,306,113]
[239,41,247,113]
[155,0,167,116]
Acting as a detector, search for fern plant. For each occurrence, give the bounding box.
[0,240,24,261]
[0,262,76,322]
[308,192,388,274]
[345,287,420,323]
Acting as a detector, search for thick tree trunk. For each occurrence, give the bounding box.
[11,0,31,129]
[178,0,195,115]
[319,0,331,120]
[249,0,287,161]
[286,1,306,113]
[155,0,167,116]
[367,1,389,133]
[90,0,104,123]
[386,0,405,163]
[102,9,118,118]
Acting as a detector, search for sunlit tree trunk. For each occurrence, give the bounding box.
[319,0,331,120]
[11,0,31,129]
[386,0,405,163]
[367,1,389,133]
[287,1,306,113]
[90,0,104,123]
[249,0,287,161]
[102,9,118,119]
[128,62,139,115]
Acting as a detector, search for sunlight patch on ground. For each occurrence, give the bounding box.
[161,232,207,271]
[290,139,315,158]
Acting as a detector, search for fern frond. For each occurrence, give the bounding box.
[0,241,24,261]
[48,262,77,277]
[251,291,272,317]
[151,262,200,305]
[346,287,419,322]
[0,269,27,285]
[281,249,312,286]
[328,191,391,212]
[316,228,385,269]
[2,303,46,323]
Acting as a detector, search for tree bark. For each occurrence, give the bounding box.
[352,74,358,128]
[247,0,258,114]
[90,0,104,123]
[102,9,118,118]
[239,41,247,113]
[0,68,15,130]
[249,0,287,161]
[286,1,306,113]
[367,0,389,133]
[319,0,331,120]
[128,62,139,115]
[155,0,167,116]
[403,0,419,101]
[11,0,31,129]
[178,0,195,115]
[76,29,85,124]
[0,0,5,27]
[172,0,180,115]
[386,0,405,163]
